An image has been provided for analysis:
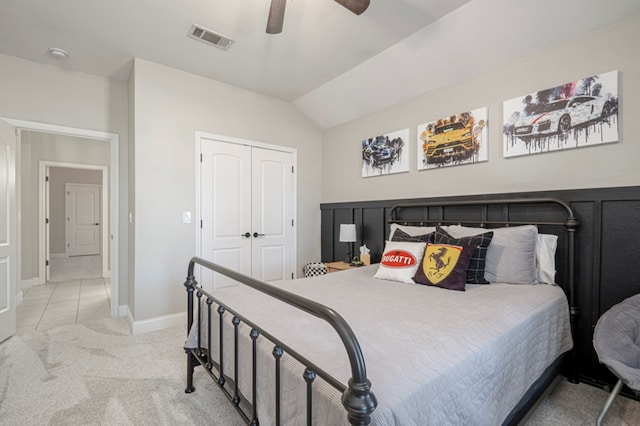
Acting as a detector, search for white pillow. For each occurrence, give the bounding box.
[446,225,538,284]
[373,241,427,284]
[389,224,436,240]
[536,234,558,284]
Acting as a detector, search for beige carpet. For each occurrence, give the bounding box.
[526,379,640,425]
[1,318,638,425]
[0,318,243,425]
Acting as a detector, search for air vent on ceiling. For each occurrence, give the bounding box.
[188,24,234,50]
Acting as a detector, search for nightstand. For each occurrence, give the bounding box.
[325,261,359,273]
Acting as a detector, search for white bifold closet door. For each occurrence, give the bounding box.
[200,139,294,292]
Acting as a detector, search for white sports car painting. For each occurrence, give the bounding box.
[503,71,619,158]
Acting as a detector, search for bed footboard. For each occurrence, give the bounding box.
[183,257,377,426]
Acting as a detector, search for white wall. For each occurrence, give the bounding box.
[321,15,640,203]
[131,59,322,322]
[0,53,129,306]
[18,140,35,280]
[127,65,136,318]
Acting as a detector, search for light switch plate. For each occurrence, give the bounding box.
[182,211,192,224]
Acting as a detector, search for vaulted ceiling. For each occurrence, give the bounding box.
[1,0,639,128]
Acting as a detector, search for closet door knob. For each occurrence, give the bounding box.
[242,232,251,238]
[253,232,265,238]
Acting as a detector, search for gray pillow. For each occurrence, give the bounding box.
[446,225,538,284]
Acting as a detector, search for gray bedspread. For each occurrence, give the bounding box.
[185,265,573,425]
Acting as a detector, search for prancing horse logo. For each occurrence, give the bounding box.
[428,247,450,273]
[423,243,463,285]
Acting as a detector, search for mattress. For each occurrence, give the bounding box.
[185,264,573,425]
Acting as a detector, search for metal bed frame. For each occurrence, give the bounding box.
[183,258,377,426]
[183,197,578,425]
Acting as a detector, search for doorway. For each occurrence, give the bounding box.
[5,118,119,320]
[65,183,101,257]
[41,163,109,282]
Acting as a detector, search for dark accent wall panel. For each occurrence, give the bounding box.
[320,208,334,262]
[333,208,354,263]
[600,201,640,311]
[571,201,598,383]
[320,186,640,387]
[361,207,385,263]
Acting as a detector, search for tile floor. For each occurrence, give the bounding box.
[16,277,111,334]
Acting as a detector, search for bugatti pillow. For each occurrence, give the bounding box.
[413,243,474,291]
[446,225,538,284]
[373,241,427,284]
[432,226,493,284]
[390,228,433,243]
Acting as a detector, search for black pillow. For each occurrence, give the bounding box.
[432,226,493,284]
[413,243,474,291]
[391,228,433,243]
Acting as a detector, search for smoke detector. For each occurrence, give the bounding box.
[48,47,69,59]
[188,24,234,50]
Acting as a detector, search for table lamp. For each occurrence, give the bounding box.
[339,224,357,263]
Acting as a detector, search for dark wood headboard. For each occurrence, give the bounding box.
[320,186,640,396]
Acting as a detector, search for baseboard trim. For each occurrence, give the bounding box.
[20,278,38,292]
[128,310,186,335]
[125,305,134,333]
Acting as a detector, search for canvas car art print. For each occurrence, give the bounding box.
[362,128,409,177]
[503,70,619,158]
[417,107,488,170]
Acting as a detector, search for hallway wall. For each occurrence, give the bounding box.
[1,52,128,308]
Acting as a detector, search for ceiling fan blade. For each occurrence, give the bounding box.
[334,0,370,15]
[266,0,287,34]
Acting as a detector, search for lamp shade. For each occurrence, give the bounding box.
[339,224,357,242]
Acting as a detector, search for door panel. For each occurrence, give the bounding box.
[0,260,8,316]
[201,140,252,292]
[251,148,293,281]
[256,245,285,282]
[0,119,16,343]
[66,184,100,256]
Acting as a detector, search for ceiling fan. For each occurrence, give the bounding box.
[266,0,370,34]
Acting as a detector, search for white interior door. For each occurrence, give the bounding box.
[251,147,294,282]
[200,138,295,291]
[201,140,252,291]
[66,183,101,256]
[0,119,17,343]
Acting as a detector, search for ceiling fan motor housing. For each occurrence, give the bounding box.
[266,0,370,34]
